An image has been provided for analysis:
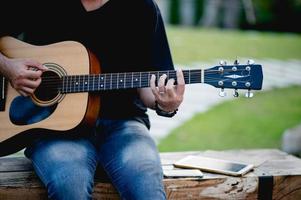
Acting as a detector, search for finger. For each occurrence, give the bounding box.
[25,60,48,71]
[22,78,42,89]
[17,89,29,97]
[176,69,185,95]
[165,78,176,98]
[20,86,34,95]
[150,74,160,98]
[25,70,43,79]
[158,74,167,93]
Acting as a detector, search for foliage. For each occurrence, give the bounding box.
[167,0,301,32]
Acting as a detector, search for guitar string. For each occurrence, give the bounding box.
[35,69,249,82]
[36,70,246,81]
[36,80,253,93]
[36,72,250,87]
[37,78,252,90]
[36,77,251,88]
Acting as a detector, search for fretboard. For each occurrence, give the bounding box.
[60,69,202,93]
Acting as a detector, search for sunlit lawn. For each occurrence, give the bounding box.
[167,26,301,64]
[158,86,301,152]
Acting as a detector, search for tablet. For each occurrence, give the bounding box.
[173,155,254,176]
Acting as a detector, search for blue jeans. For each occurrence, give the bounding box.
[24,119,166,200]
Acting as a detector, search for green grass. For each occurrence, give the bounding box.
[158,86,301,152]
[166,26,301,64]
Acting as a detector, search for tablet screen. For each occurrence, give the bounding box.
[174,155,251,173]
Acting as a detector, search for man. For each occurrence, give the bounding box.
[0,0,185,199]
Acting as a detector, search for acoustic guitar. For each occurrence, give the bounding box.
[0,36,263,156]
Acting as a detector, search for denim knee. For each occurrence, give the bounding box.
[25,137,98,200]
[98,131,166,199]
[47,168,94,200]
[119,156,165,200]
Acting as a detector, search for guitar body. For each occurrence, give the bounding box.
[0,37,100,156]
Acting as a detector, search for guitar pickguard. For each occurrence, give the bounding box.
[9,96,57,125]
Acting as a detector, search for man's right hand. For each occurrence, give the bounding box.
[0,56,48,96]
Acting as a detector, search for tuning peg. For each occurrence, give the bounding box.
[219,60,227,66]
[234,59,239,65]
[245,89,254,98]
[247,59,255,65]
[233,89,239,97]
[219,88,227,97]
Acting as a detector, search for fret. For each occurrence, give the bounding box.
[85,75,89,92]
[71,75,74,93]
[92,75,95,91]
[79,75,83,92]
[91,75,95,92]
[76,75,80,92]
[61,77,65,93]
[117,73,125,89]
[125,72,131,89]
[186,69,202,84]
[117,73,119,89]
[110,74,113,90]
[183,70,189,84]
[98,75,104,90]
[104,74,110,90]
[131,72,134,88]
[99,74,102,90]
[111,73,117,90]
[66,76,70,93]
[124,73,126,89]
[64,76,66,93]
[79,75,82,92]
[76,76,80,92]
[83,75,88,92]
[73,75,77,92]
[156,71,159,84]
[68,76,72,93]
[88,75,92,91]
[101,75,106,90]
[139,72,142,88]
[146,72,151,87]
[132,72,140,88]
[141,72,149,88]
[169,70,177,81]
[72,75,75,92]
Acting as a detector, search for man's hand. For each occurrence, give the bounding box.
[1,57,47,96]
[150,69,185,112]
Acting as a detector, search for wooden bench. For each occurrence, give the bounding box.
[1,149,301,199]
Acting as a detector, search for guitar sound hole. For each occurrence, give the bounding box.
[34,71,61,102]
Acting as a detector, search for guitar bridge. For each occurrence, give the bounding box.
[0,75,6,111]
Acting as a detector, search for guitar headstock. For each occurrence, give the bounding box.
[204,60,263,97]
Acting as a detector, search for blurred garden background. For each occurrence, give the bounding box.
[150,0,301,156]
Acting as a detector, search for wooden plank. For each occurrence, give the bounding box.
[0,157,32,172]
[0,149,301,200]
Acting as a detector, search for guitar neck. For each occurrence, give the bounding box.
[60,69,202,93]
